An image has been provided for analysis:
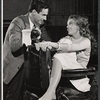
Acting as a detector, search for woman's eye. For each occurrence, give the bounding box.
[69,22,72,25]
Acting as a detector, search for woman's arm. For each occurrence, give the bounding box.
[48,42,59,49]
[37,41,58,51]
[39,38,90,52]
[57,38,91,52]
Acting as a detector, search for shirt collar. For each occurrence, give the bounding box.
[29,16,34,30]
[29,16,41,39]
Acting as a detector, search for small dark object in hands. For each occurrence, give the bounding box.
[31,28,40,44]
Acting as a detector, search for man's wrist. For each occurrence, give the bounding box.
[12,44,27,57]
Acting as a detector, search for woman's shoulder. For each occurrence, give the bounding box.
[81,37,91,47]
[59,36,71,41]
[58,36,71,43]
[82,37,90,42]
[63,35,71,39]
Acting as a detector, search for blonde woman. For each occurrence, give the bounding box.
[39,15,97,100]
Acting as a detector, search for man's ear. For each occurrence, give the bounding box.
[32,9,37,15]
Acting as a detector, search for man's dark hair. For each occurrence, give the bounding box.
[28,0,49,13]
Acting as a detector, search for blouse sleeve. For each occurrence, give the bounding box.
[58,38,91,52]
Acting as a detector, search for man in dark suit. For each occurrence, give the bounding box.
[3,0,51,100]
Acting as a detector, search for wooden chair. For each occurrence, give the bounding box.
[23,48,98,100]
[56,62,98,100]
[56,67,97,100]
[46,49,98,100]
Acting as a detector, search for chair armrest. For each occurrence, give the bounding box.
[62,67,96,78]
[62,67,96,73]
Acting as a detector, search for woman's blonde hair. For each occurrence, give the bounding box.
[68,15,97,55]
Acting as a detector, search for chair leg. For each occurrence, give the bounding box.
[60,92,70,100]
[57,88,70,100]
[23,91,38,100]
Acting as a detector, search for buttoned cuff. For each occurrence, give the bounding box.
[56,42,61,51]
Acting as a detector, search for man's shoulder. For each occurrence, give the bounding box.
[10,13,29,28]
[11,13,29,24]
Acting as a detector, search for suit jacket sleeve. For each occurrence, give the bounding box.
[8,17,25,52]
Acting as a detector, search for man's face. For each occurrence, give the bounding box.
[33,8,49,25]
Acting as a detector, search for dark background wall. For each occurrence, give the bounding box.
[3,0,31,20]
[3,0,98,41]
[3,0,98,93]
[3,0,98,65]
[3,0,98,25]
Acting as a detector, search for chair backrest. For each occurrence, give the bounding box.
[24,46,51,96]
[39,48,51,90]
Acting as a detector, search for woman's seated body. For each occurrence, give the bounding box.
[37,14,97,100]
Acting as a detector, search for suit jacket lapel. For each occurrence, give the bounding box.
[21,13,30,29]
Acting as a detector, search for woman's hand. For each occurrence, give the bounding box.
[39,41,52,51]
[38,41,59,51]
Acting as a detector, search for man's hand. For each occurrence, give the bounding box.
[34,43,41,51]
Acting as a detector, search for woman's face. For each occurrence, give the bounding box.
[66,18,79,35]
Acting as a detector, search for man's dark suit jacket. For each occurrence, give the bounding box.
[3,13,51,84]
